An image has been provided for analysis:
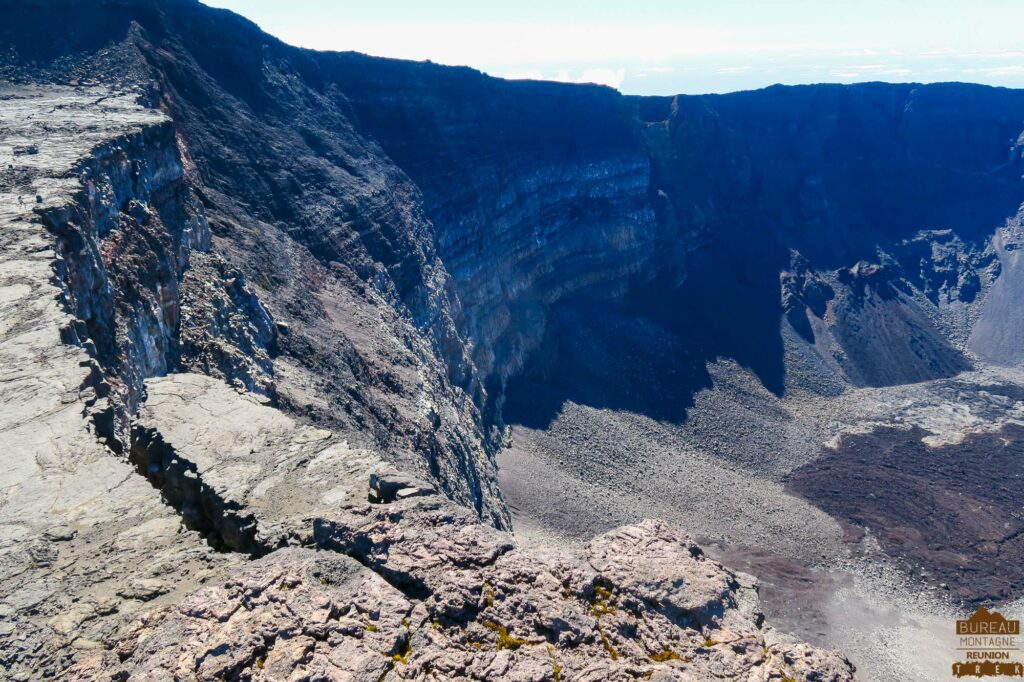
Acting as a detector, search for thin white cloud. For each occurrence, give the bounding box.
[830,64,914,79]
[978,65,1024,77]
[280,21,731,66]
[836,49,881,57]
[576,68,626,88]
[717,66,753,75]
[501,67,626,89]
[502,69,546,81]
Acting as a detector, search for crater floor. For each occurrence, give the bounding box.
[500,361,1024,682]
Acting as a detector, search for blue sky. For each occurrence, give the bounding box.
[203,1,1024,95]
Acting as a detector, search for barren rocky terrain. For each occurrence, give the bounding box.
[2,1,1024,680]
[501,361,1024,681]
[0,83,854,681]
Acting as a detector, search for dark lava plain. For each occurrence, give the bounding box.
[788,422,1024,605]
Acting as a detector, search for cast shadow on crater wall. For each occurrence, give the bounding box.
[504,250,788,430]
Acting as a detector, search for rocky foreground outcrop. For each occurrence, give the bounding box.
[106,373,852,680]
[69,493,854,681]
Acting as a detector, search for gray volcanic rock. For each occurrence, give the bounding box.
[34,89,213,441]
[67,549,412,682]
[7,3,1024,680]
[314,496,517,616]
[178,251,277,397]
[0,84,241,681]
[970,206,1024,365]
[329,59,658,393]
[824,262,973,387]
[70,498,854,681]
[131,372,384,552]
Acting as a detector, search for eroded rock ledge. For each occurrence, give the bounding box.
[114,372,852,680]
[71,502,854,681]
[130,373,382,554]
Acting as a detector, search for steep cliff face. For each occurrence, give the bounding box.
[324,68,1024,419]
[631,84,1024,393]
[34,102,279,451]
[117,7,502,524]
[639,84,1024,266]
[2,0,510,525]
[6,0,1024,525]
[328,57,658,404]
[40,118,208,440]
